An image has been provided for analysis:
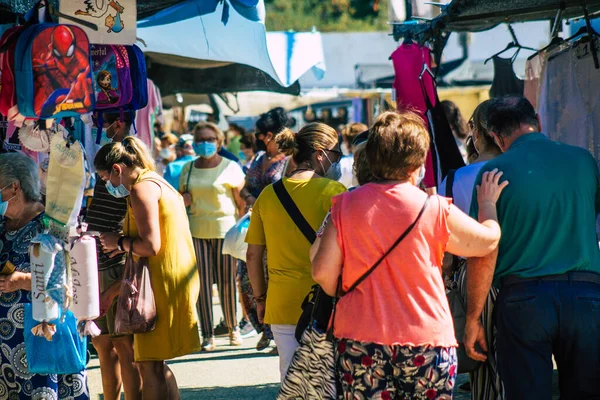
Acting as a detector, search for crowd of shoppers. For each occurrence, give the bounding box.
[2,96,600,400]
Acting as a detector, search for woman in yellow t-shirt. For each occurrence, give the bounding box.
[245,122,347,380]
[180,122,246,351]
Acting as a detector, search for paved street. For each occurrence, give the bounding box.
[86,297,555,400]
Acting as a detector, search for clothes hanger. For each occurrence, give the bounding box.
[484,24,537,64]
[566,3,600,68]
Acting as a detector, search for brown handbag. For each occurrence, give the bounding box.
[114,248,156,335]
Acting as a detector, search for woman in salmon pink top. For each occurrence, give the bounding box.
[312,111,508,400]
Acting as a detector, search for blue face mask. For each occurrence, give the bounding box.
[238,151,247,162]
[105,171,130,198]
[193,142,218,158]
[0,183,15,217]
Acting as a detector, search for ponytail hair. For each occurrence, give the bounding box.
[94,136,156,172]
[275,122,338,165]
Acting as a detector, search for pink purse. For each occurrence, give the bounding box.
[114,249,156,335]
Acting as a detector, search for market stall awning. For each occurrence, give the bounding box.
[394,0,600,39]
[137,0,326,95]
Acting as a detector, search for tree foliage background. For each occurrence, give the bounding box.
[265,0,390,32]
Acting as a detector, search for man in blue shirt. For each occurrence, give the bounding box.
[465,97,600,399]
[164,134,196,190]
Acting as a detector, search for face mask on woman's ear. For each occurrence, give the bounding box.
[416,166,426,186]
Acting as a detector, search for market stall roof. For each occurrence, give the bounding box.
[394,0,600,39]
[138,0,325,96]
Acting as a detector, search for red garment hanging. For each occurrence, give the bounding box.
[391,43,437,188]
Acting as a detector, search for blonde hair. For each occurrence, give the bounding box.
[160,133,178,147]
[342,122,368,145]
[94,136,156,172]
[276,123,338,164]
[194,122,225,149]
[366,111,430,181]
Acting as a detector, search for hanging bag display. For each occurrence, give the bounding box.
[0,26,25,120]
[24,304,88,374]
[124,44,148,111]
[45,135,86,227]
[113,247,156,335]
[91,44,133,110]
[15,23,95,119]
[278,195,431,400]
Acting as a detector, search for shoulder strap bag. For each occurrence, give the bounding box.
[273,179,316,244]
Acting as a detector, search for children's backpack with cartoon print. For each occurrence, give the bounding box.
[15,23,95,119]
[0,26,26,119]
[91,44,133,110]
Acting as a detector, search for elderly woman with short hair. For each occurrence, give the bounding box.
[0,152,89,399]
[180,122,246,351]
[312,111,508,399]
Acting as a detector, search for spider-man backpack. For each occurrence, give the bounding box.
[15,23,95,119]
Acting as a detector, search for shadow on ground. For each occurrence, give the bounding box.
[180,384,279,400]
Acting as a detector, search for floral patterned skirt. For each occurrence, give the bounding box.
[0,290,89,400]
[336,338,457,400]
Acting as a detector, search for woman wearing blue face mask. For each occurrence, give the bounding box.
[95,136,200,400]
[179,122,247,351]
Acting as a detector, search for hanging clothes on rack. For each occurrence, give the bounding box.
[135,79,164,149]
[539,38,600,161]
[420,69,466,186]
[489,56,524,97]
[524,52,548,111]
[390,43,438,188]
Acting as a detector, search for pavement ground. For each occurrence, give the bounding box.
[87,291,559,399]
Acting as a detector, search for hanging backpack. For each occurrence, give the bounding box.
[15,23,95,120]
[0,26,26,119]
[125,44,148,111]
[91,44,133,110]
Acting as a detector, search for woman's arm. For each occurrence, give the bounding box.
[125,181,163,257]
[247,244,267,296]
[312,222,343,296]
[231,184,247,217]
[445,169,508,258]
[247,244,267,323]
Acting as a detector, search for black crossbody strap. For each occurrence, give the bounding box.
[343,196,431,295]
[446,169,457,198]
[273,180,316,244]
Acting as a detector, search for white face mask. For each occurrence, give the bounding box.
[416,165,426,186]
[321,151,342,181]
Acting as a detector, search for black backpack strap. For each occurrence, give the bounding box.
[445,169,457,198]
[343,196,431,295]
[273,180,316,244]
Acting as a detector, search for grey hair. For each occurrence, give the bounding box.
[0,153,41,202]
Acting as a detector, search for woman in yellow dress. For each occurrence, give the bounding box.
[96,136,200,400]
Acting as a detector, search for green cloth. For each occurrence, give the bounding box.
[470,133,600,288]
[227,135,242,157]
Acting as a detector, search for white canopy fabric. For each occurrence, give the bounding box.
[137,0,326,88]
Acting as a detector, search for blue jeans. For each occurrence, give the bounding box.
[495,279,600,400]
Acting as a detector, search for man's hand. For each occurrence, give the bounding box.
[464,318,488,362]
